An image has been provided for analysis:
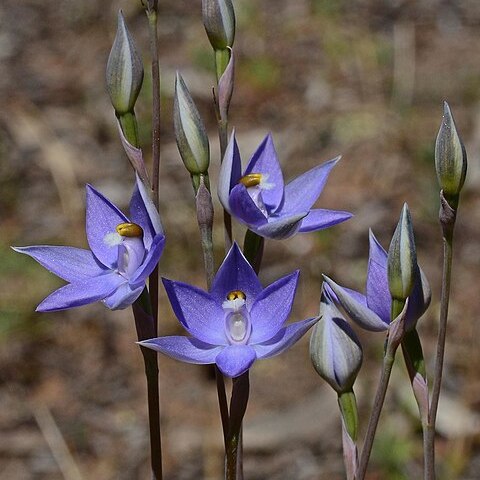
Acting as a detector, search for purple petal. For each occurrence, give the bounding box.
[13,246,106,282]
[253,317,318,359]
[254,212,308,239]
[282,157,340,213]
[229,184,267,227]
[298,209,352,233]
[323,275,388,332]
[215,345,257,378]
[323,282,367,307]
[103,283,144,310]
[210,243,262,309]
[162,278,228,345]
[140,336,223,364]
[366,230,391,323]
[218,131,242,212]
[249,271,299,343]
[244,134,284,212]
[36,273,125,312]
[130,234,165,285]
[86,184,129,268]
[129,176,163,249]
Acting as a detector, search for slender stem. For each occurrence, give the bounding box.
[425,193,457,480]
[132,288,163,480]
[425,238,453,479]
[146,8,161,212]
[226,372,250,480]
[118,112,140,148]
[356,352,395,480]
[194,176,230,445]
[243,229,264,274]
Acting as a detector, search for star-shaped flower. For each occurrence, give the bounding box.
[140,243,318,378]
[218,132,352,239]
[14,177,165,311]
[323,230,431,332]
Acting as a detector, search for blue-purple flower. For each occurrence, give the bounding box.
[323,230,431,332]
[140,243,318,378]
[218,132,352,239]
[14,177,165,311]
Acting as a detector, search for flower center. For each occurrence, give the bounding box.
[115,222,145,278]
[239,173,262,188]
[223,290,251,344]
[116,222,143,237]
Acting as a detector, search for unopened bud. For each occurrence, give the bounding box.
[174,73,210,175]
[388,204,417,302]
[435,102,467,200]
[106,11,144,115]
[310,292,363,394]
[202,0,235,50]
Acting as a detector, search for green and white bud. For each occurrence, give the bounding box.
[174,73,210,176]
[202,0,235,51]
[310,293,363,395]
[388,204,417,303]
[106,11,144,115]
[435,102,467,201]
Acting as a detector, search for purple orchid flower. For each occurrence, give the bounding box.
[323,230,431,332]
[140,243,318,378]
[218,132,352,239]
[14,177,165,311]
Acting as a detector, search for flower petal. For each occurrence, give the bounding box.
[210,242,262,309]
[366,230,391,323]
[229,184,267,227]
[215,345,257,378]
[323,275,389,332]
[253,317,318,359]
[12,246,106,282]
[129,175,163,249]
[36,273,125,312]
[249,270,299,343]
[323,282,367,307]
[140,336,223,364]
[218,131,242,212]
[244,133,284,212]
[103,283,144,310]
[162,278,228,345]
[254,212,308,239]
[282,157,340,213]
[310,296,362,393]
[86,184,129,268]
[130,234,165,285]
[298,209,352,233]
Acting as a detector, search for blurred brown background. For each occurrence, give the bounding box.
[1,0,480,478]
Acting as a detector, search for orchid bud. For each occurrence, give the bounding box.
[202,0,235,51]
[388,204,417,302]
[174,73,210,176]
[106,11,144,115]
[435,102,467,201]
[310,292,363,394]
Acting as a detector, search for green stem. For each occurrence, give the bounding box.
[243,229,265,274]
[356,351,396,480]
[226,372,250,480]
[425,233,454,480]
[215,48,230,83]
[132,288,163,480]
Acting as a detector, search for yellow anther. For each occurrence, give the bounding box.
[227,290,246,301]
[239,173,262,188]
[116,222,143,238]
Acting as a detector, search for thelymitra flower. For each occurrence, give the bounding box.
[218,132,352,239]
[323,229,431,332]
[140,243,318,378]
[14,177,165,311]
